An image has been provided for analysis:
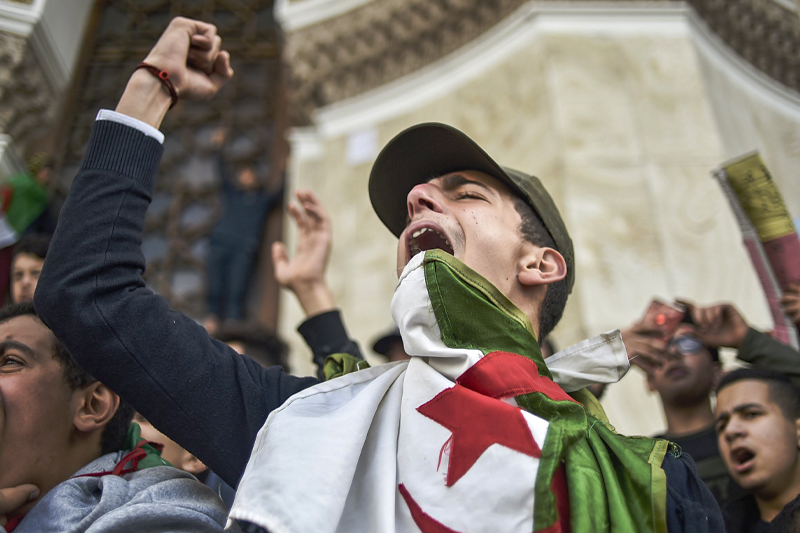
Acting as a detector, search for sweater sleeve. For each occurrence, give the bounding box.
[736,328,800,389]
[35,120,319,488]
[297,310,364,379]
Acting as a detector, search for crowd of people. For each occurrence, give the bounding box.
[1,16,800,532]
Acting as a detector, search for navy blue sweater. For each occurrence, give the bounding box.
[35,120,323,488]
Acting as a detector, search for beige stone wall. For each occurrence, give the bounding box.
[0,29,57,155]
[281,11,785,436]
[697,49,800,220]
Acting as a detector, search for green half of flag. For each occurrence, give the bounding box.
[423,250,669,533]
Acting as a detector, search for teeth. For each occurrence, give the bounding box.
[411,227,448,241]
[408,226,454,258]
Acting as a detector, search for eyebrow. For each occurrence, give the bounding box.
[437,173,492,193]
[0,339,36,359]
[715,402,762,424]
[731,402,762,413]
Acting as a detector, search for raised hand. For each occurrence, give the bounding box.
[116,17,234,129]
[780,282,800,323]
[272,190,336,317]
[679,299,750,349]
[142,17,233,100]
[621,323,672,375]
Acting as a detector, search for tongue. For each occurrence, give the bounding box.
[417,230,453,255]
[735,450,754,464]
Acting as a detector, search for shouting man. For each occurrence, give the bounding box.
[0,303,230,532]
[35,17,721,532]
[716,368,800,532]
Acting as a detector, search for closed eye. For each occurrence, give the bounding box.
[456,191,486,201]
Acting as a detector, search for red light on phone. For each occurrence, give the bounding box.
[656,314,666,325]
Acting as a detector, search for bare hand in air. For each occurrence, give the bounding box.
[780,282,800,323]
[621,323,671,375]
[116,17,234,129]
[272,190,336,317]
[679,299,749,349]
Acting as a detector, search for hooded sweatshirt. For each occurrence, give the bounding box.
[8,443,234,533]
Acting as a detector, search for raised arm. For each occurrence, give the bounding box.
[686,301,800,388]
[780,282,800,324]
[209,127,235,192]
[272,190,364,372]
[34,18,318,488]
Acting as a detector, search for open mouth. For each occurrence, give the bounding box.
[407,226,454,259]
[665,365,689,380]
[730,446,756,473]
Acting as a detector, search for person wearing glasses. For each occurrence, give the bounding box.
[622,301,800,511]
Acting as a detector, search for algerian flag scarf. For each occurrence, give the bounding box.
[228,250,669,532]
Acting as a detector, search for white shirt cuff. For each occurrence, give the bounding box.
[96,110,165,144]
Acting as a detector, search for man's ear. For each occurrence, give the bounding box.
[73,382,120,434]
[796,417,800,450]
[518,247,567,287]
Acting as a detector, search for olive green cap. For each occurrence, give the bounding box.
[368,122,574,293]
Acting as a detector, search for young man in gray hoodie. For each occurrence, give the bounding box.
[0,302,231,532]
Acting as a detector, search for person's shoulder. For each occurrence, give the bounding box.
[70,456,229,529]
[16,456,224,532]
[123,463,219,497]
[722,491,761,533]
[110,466,230,530]
[662,425,719,460]
[768,491,800,532]
[662,452,726,533]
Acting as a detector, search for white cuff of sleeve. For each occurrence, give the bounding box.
[96,110,165,144]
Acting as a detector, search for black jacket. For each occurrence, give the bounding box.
[35,120,318,488]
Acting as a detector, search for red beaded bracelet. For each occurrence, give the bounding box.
[134,62,179,109]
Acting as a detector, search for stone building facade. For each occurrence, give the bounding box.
[276,0,800,436]
[1,1,287,324]
[0,0,92,175]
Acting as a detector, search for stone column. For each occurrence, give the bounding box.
[0,28,57,161]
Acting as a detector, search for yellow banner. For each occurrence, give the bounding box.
[724,153,795,242]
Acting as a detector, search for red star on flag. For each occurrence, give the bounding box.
[417,351,576,487]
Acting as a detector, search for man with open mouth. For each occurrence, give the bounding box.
[35,17,723,533]
[622,300,800,516]
[716,368,800,532]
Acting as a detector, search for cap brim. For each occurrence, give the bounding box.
[372,332,402,355]
[369,123,514,237]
